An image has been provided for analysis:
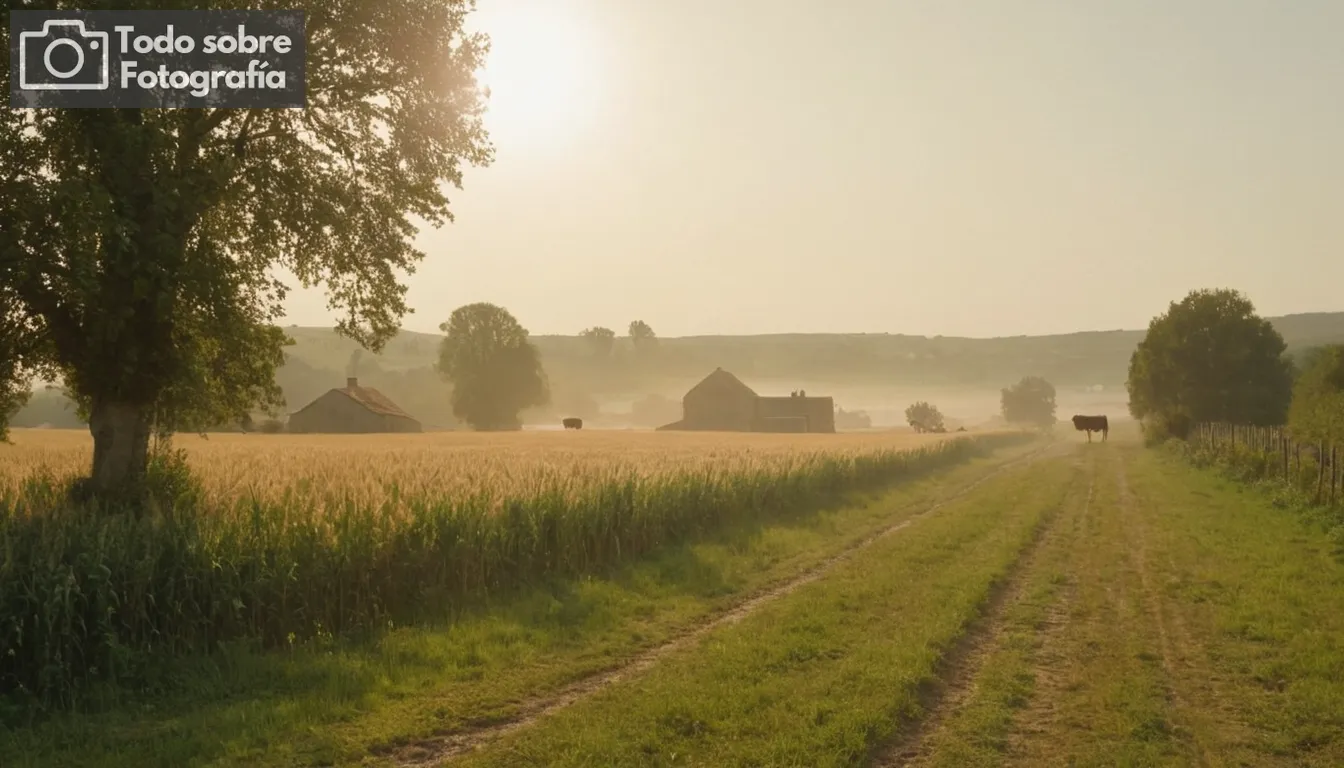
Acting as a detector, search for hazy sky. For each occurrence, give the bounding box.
[278,0,1344,339]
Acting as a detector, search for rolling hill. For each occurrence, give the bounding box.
[13,312,1344,430]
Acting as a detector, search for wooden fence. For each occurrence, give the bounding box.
[1190,423,1340,506]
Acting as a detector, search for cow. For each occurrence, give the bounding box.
[1071,414,1109,443]
[562,417,583,430]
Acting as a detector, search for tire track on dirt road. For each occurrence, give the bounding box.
[998,448,1096,763]
[385,441,1066,767]
[870,452,1091,767]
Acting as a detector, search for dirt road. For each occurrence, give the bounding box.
[437,439,1344,767]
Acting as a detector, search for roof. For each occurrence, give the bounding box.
[337,384,416,420]
[685,367,758,400]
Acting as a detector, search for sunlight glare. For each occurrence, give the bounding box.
[473,5,604,152]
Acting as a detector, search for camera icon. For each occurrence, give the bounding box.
[18,20,110,91]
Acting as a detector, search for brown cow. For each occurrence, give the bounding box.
[1071,414,1108,442]
[562,417,583,430]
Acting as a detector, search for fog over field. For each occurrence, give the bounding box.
[12,315,1343,432]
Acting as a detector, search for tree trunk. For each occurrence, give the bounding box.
[88,400,153,494]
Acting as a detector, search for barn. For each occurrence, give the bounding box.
[287,377,422,434]
[657,368,836,433]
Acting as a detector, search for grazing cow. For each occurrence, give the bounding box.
[1071,414,1109,442]
[562,417,583,430]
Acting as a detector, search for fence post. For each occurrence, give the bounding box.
[1282,433,1289,480]
[1332,445,1338,507]
[1317,442,1327,504]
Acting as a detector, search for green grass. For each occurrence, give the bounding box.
[1124,446,1344,765]
[0,439,1044,767]
[906,488,1077,767]
[445,451,1077,767]
[909,445,1185,767]
[909,442,1344,767]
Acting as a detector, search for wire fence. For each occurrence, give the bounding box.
[1190,422,1340,507]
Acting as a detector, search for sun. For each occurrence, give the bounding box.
[471,4,604,152]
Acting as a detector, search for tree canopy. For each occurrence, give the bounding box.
[628,320,657,347]
[580,326,616,359]
[1288,344,1344,446]
[1001,376,1057,428]
[904,401,944,433]
[1127,289,1293,438]
[437,303,549,431]
[0,0,491,492]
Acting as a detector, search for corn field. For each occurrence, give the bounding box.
[0,428,1030,709]
[1188,422,1342,506]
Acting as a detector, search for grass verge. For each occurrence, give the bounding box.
[910,442,1344,767]
[1120,446,1344,766]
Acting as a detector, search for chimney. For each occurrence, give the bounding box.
[346,377,358,389]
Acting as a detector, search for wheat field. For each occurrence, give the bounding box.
[1,427,962,503]
[1,426,1025,705]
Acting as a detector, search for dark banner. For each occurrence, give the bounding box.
[9,9,306,108]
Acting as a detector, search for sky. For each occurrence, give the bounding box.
[278,0,1344,339]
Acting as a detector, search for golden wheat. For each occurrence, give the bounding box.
[0,427,963,503]
[1,427,1028,706]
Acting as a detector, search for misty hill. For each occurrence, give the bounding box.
[283,310,1344,388]
[14,312,1344,431]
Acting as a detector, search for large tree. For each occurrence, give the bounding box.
[1001,376,1057,428]
[904,401,944,433]
[0,1,491,491]
[437,303,549,430]
[1127,289,1293,438]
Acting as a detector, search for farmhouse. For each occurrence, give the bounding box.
[287,377,422,434]
[657,368,836,433]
